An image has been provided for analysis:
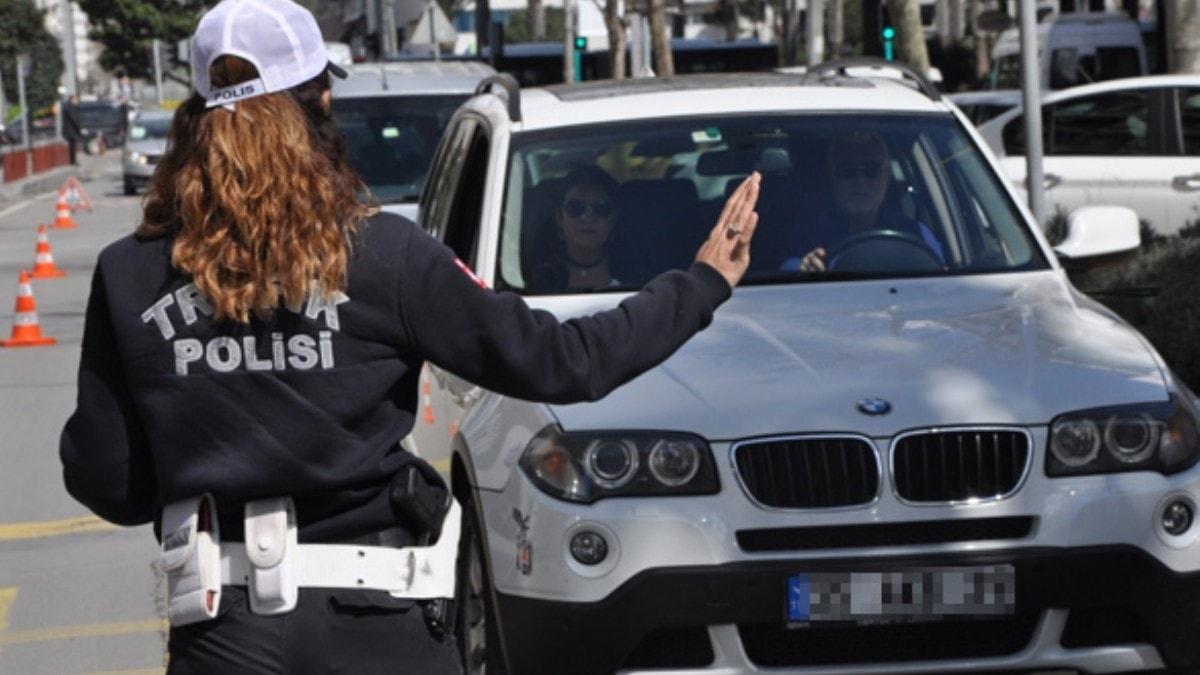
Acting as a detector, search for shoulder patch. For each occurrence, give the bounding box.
[453,258,487,289]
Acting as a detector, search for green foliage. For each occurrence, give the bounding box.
[503,7,565,44]
[1070,220,1200,392]
[77,0,210,78]
[0,0,64,113]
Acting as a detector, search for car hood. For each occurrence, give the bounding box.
[379,203,418,221]
[124,139,166,155]
[533,271,1168,440]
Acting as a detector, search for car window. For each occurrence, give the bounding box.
[1180,89,1200,156]
[332,94,467,204]
[992,55,1021,90]
[1050,91,1149,155]
[1003,91,1150,156]
[421,118,476,240]
[442,126,489,264]
[496,114,1045,295]
[129,118,171,141]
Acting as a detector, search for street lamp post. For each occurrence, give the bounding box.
[1018,0,1045,224]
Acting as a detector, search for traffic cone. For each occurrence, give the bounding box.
[29,225,67,279]
[2,271,56,348]
[421,374,436,425]
[51,193,77,229]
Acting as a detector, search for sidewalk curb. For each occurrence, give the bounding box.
[0,167,78,203]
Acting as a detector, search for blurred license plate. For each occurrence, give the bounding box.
[785,565,1015,624]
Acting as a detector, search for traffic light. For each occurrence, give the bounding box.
[882,26,895,61]
[572,36,586,82]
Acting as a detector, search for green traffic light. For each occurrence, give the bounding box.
[574,36,587,50]
[882,27,895,39]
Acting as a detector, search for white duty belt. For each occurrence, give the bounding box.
[160,494,461,627]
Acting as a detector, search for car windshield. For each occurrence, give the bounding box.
[129,118,171,140]
[334,94,467,203]
[497,113,1046,295]
[79,105,123,126]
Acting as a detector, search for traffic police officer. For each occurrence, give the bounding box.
[58,0,762,671]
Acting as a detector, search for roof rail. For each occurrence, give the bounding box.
[802,57,941,102]
[474,73,522,122]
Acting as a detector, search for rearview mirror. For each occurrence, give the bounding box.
[696,147,790,176]
[1052,206,1140,269]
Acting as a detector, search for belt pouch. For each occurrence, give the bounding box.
[244,497,298,615]
[160,494,221,627]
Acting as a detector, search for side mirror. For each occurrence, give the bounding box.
[1053,206,1140,269]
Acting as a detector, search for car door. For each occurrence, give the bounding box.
[998,88,1172,231]
[410,117,492,457]
[1167,87,1200,232]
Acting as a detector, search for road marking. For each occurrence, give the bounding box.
[0,515,117,542]
[0,618,165,646]
[0,199,34,219]
[0,587,16,631]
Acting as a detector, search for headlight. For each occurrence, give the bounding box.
[1047,395,1200,477]
[127,151,146,165]
[519,426,719,503]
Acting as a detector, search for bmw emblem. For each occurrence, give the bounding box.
[856,398,892,416]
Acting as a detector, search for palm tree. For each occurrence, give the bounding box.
[605,0,628,78]
[885,0,930,74]
[1166,0,1200,73]
[648,0,674,76]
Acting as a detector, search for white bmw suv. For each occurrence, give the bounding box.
[408,61,1200,674]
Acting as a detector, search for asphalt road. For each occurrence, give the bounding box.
[0,152,166,674]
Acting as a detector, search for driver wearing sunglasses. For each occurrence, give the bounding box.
[791,131,944,273]
[533,165,623,291]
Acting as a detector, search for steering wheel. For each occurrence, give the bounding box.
[825,229,942,273]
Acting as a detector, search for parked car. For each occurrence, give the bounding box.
[948,89,1022,125]
[330,60,494,221]
[978,75,1200,234]
[409,65,1200,674]
[990,12,1147,91]
[77,100,128,150]
[121,110,172,195]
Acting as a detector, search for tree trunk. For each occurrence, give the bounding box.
[606,0,627,78]
[886,0,930,74]
[528,0,546,40]
[649,0,674,76]
[827,0,843,58]
[1166,0,1200,74]
[722,0,739,41]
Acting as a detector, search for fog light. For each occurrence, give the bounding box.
[569,530,608,565]
[1162,500,1194,536]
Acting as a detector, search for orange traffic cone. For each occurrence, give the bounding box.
[29,225,67,279]
[2,271,56,347]
[421,374,436,425]
[51,193,77,229]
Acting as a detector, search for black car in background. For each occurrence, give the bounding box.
[77,100,128,149]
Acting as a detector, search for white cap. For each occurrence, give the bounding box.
[191,0,347,109]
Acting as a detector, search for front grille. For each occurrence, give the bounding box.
[145,154,162,164]
[620,626,714,669]
[737,516,1035,552]
[893,429,1030,503]
[734,436,879,508]
[738,614,1039,666]
[1061,607,1150,648]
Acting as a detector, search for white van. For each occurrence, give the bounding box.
[990,12,1146,91]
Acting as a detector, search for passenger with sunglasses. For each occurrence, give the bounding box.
[534,165,623,291]
[793,132,944,273]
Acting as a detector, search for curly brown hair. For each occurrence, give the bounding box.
[138,56,373,323]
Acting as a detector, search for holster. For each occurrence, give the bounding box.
[243,497,299,616]
[160,494,222,627]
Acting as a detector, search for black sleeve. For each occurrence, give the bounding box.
[59,266,158,526]
[399,225,731,404]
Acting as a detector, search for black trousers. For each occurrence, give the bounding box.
[167,586,462,674]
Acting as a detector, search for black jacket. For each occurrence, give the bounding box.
[59,213,730,541]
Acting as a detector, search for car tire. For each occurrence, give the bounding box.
[123,178,136,196]
[455,489,506,675]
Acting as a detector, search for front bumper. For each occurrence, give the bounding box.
[495,546,1193,674]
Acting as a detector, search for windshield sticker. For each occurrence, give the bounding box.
[691,127,721,144]
[381,127,400,139]
[130,126,147,141]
